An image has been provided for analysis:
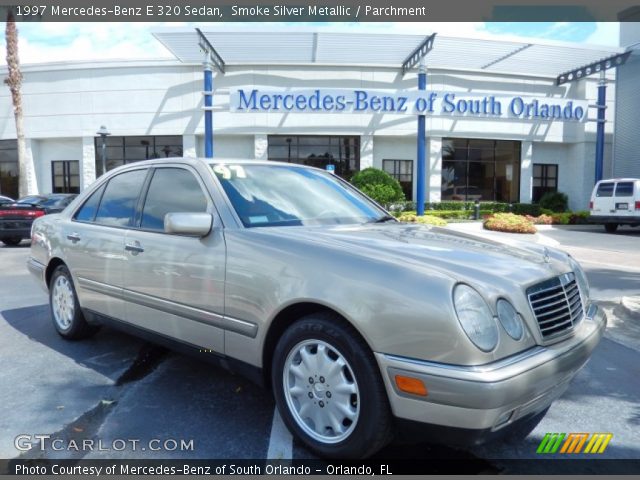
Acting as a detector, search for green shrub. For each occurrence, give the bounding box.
[569,211,590,224]
[484,213,537,234]
[539,191,569,213]
[551,212,571,225]
[397,213,447,226]
[527,214,553,225]
[350,168,404,206]
[511,203,542,216]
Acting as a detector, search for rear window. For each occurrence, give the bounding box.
[596,182,614,197]
[614,182,634,197]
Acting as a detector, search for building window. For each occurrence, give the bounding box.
[441,138,521,203]
[383,159,413,200]
[52,161,80,194]
[94,136,183,177]
[267,136,360,180]
[532,164,558,202]
[0,140,18,199]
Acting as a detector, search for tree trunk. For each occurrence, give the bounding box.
[5,10,36,197]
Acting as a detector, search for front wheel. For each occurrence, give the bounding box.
[604,223,618,233]
[49,265,99,340]
[272,313,394,458]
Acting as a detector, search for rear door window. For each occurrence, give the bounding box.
[614,182,634,197]
[74,185,106,222]
[140,168,208,231]
[94,169,148,227]
[596,182,614,197]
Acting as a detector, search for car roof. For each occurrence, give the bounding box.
[597,178,640,183]
[101,157,325,178]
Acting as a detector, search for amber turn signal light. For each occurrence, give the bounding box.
[395,375,428,396]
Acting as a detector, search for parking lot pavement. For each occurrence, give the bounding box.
[2,235,640,471]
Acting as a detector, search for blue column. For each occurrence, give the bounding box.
[204,63,213,158]
[416,61,427,216]
[594,75,606,183]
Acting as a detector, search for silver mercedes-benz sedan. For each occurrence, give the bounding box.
[28,158,605,458]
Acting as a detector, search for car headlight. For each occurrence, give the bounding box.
[496,299,524,341]
[453,284,499,352]
[569,256,590,306]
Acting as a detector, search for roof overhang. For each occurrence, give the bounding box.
[152,27,624,79]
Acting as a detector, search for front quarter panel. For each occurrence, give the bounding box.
[223,229,493,368]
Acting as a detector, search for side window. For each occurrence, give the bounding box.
[94,170,148,227]
[141,168,208,231]
[596,182,614,197]
[614,182,634,197]
[74,185,106,222]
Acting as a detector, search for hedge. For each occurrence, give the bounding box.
[484,213,537,234]
[389,201,541,216]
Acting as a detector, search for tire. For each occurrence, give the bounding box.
[49,265,99,340]
[1,237,22,246]
[271,312,394,458]
[604,223,618,233]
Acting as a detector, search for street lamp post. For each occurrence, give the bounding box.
[96,125,111,176]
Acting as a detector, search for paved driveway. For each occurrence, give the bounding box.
[1,226,639,472]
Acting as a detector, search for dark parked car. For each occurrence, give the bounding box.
[0,194,76,246]
[0,195,14,206]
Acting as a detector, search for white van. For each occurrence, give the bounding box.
[589,178,640,233]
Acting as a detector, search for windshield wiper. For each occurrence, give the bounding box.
[370,215,397,223]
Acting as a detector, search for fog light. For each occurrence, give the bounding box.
[495,410,514,428]
[395,375,428,396]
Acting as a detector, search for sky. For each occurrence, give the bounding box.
[0,22,621,65]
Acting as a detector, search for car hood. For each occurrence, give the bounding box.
[264,223,570,289]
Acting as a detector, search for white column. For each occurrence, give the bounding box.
[360,135,373,169]
[22,138,39,195]
[427,137,442,202]
[81,137,96,190]
[254,134,268,160]
[183,134,197,158]
[519,141,533,204]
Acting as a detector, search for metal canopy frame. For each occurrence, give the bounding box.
[556,51,631,85]
[196,27,226,73]
[555,50,632,184]
[402,33,437,75]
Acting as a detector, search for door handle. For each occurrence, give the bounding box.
[124,243,144,254]
[66,233,81,243]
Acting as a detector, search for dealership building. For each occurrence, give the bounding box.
[0,27,635,211]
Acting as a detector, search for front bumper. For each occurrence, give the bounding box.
[376,304,606,443]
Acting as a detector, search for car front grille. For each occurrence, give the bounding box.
[527,273,583,339]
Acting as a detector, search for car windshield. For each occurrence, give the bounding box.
[211,164,387,227]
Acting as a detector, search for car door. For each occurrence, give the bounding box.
[592,181,615,216]
[64,168,149,321]
[612,181,635,219]
[122,165,226,353]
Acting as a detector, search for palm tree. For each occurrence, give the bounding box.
[5,10,35,197]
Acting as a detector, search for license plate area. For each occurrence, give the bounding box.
[616,203,628,210]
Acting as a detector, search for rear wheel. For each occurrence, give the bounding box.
[49,265,99,340]
[604,223,618,233]
[1,237,22,246]
[272,313,394,458]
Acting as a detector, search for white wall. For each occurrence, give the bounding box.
[532,141,611,211]
[31,138,83,193]
[196,134,254,159]
[0,59,613,201]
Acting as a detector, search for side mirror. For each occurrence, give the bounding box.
[164,212,213,237]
